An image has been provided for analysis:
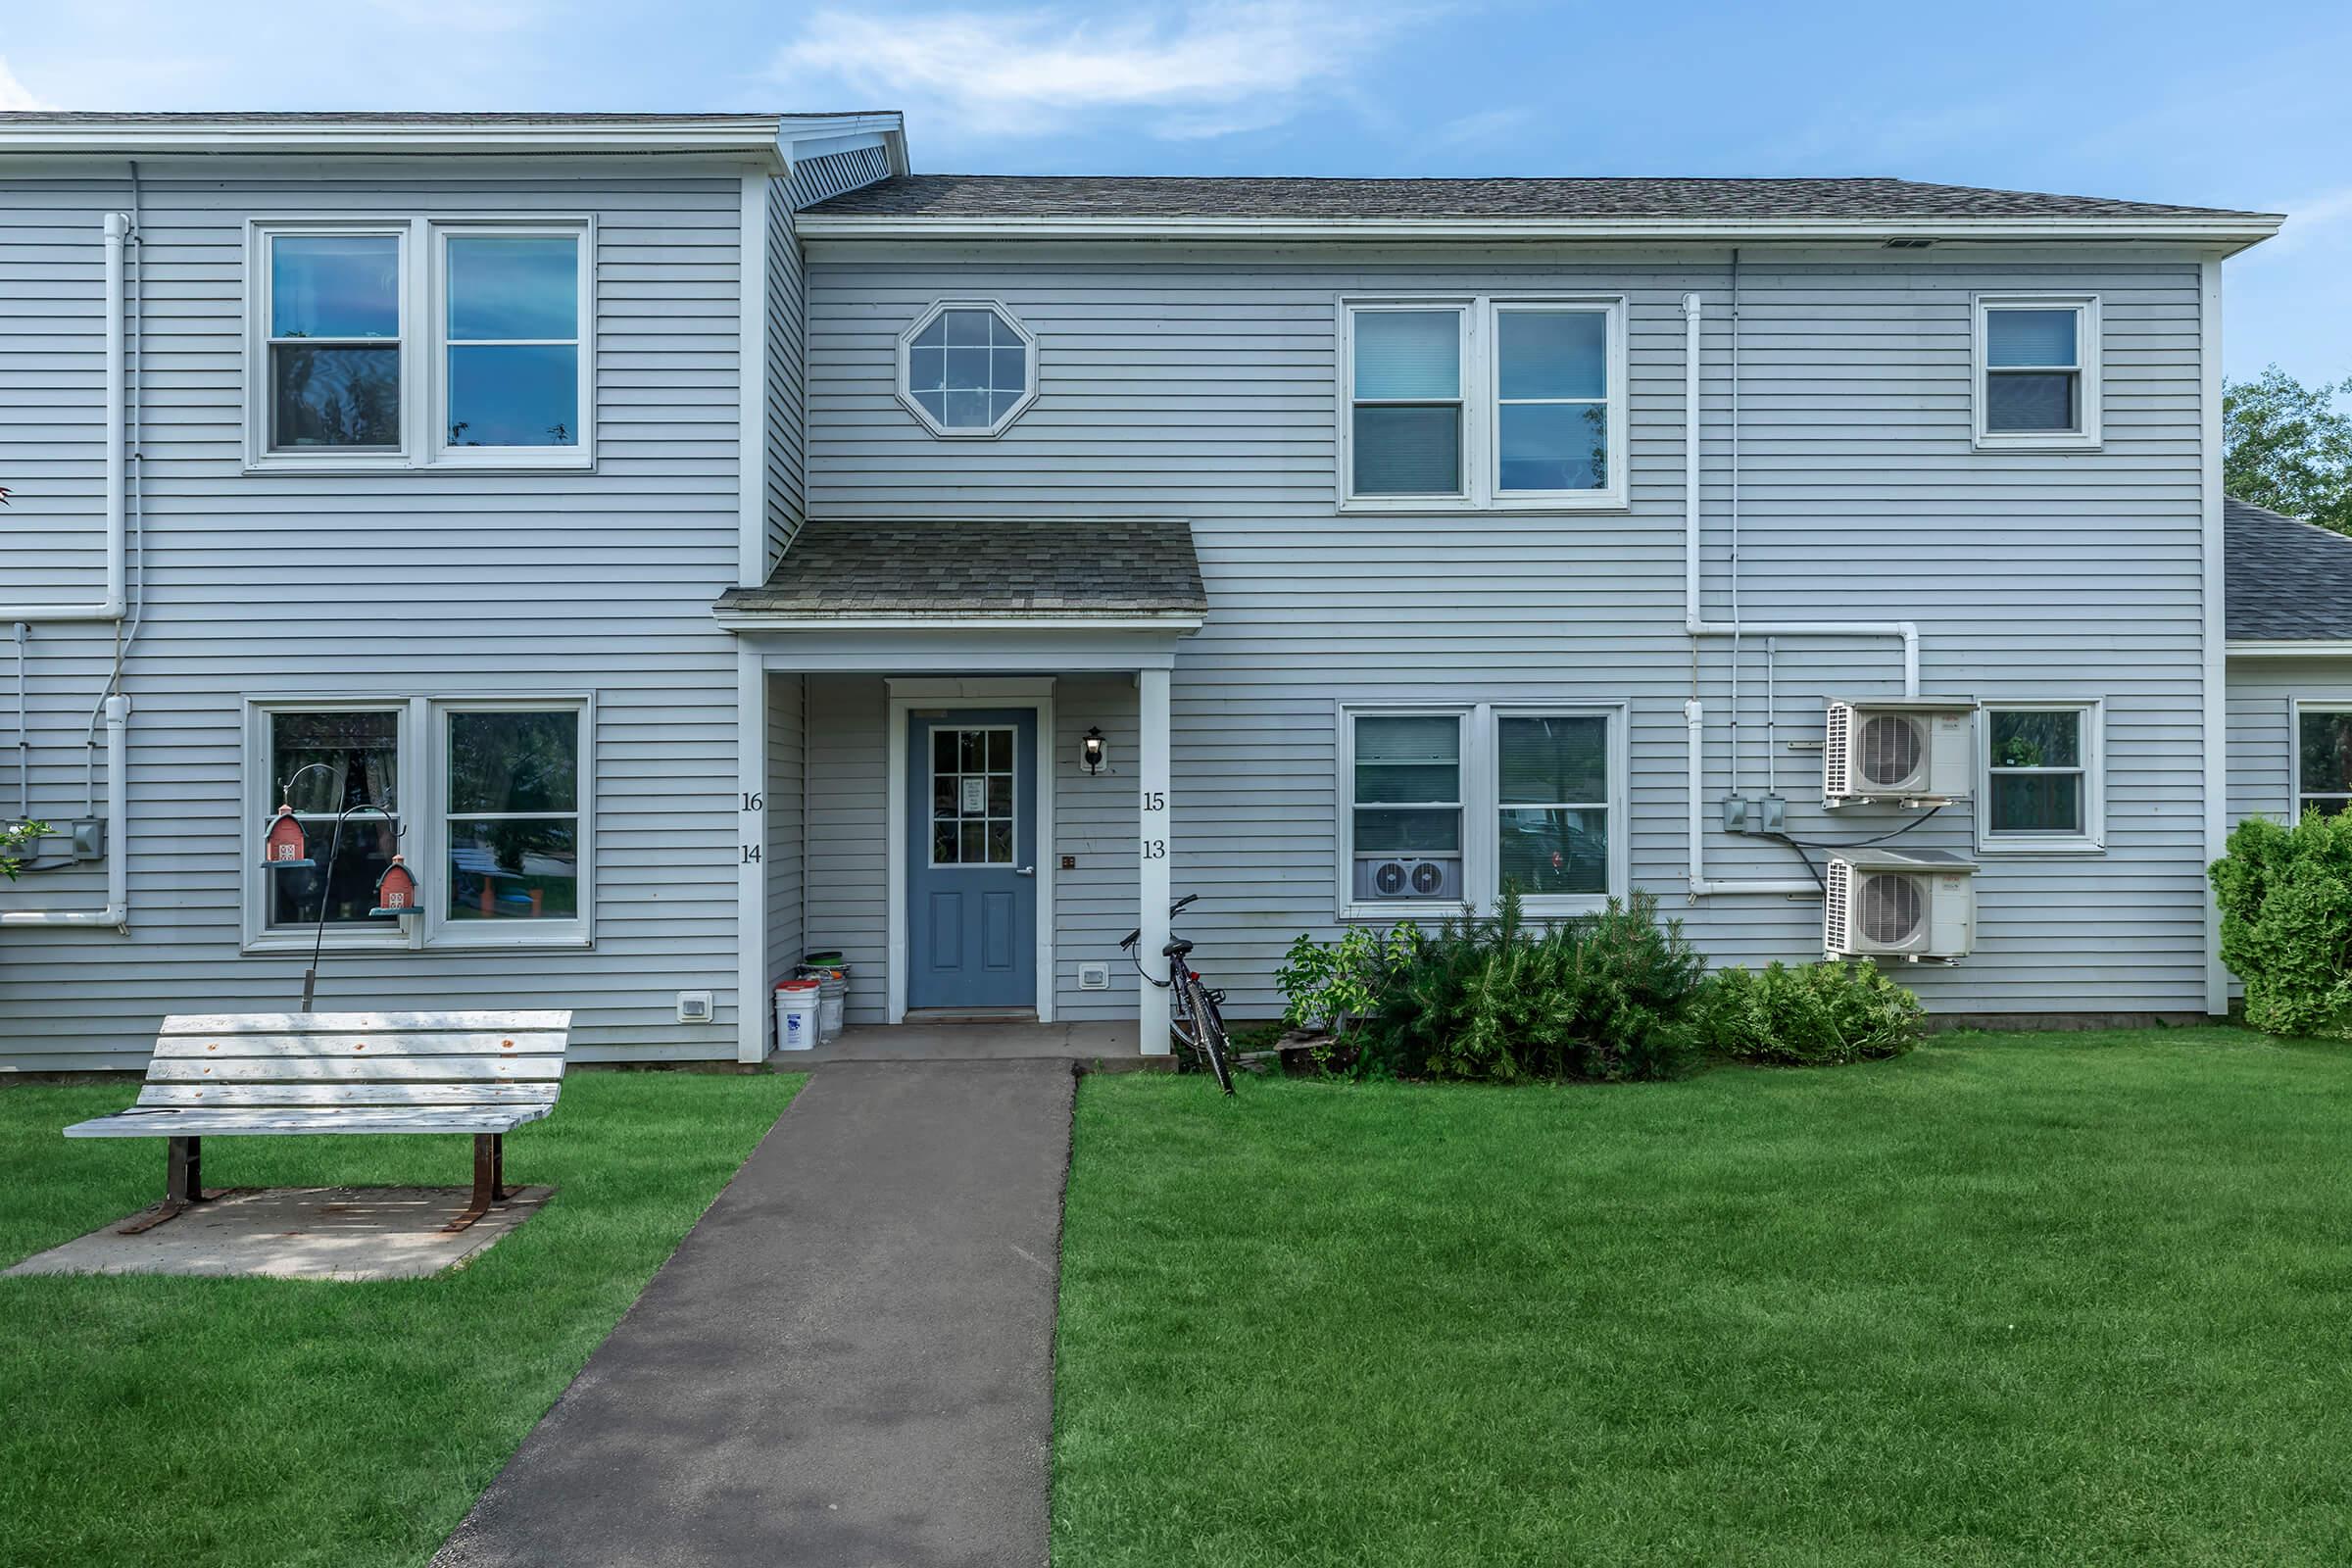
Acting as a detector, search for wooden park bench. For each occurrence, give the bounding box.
[64,1010,571,1235]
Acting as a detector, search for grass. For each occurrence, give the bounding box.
[0,1070,801,1568]
[1053,1027,2352,1567]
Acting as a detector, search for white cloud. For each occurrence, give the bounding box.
[769,1,1428,141]
[2261,185,2352,253]
[0,55,58,111]
[1434,105,1531,148]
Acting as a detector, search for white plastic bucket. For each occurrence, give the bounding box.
[798,960,850,1042]
[774,980,821,1052]
[817,991,845,1041]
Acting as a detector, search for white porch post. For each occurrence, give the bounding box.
[1138,667,1172,1054]
[736,647,769,1063]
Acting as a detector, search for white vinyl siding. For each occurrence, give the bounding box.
[1,167,745,1068]
[804,250,2212,1019]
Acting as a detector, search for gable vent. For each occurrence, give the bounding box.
[790,145,892,211]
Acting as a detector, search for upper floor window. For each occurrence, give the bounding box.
[248,218,592,470]
[898,300,1037,437]
[1974,295,2101,450]
[1341,296,1626,511]
[2298,704,2352,818]
[438,230,585,456]
[266,232,403,452]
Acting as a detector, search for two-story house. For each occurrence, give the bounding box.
[3,112,2337,1072]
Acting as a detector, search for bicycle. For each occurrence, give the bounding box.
[1121,893,1235,1095]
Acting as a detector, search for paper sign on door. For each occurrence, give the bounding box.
[961,777,987,814]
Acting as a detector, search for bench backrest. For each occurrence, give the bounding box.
[136,1011,572,1113]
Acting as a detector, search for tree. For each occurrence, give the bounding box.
[2224,367,2352,535]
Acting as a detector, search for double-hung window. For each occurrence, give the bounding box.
[250,218,591,468]
[1342,296,1625,510]
[263,231,404,453]
[2297,704,2352,817]
[1974,295,2100,449]
[1980,702,2104,852]
[245,697,591,950]
[1343,704,1624,916]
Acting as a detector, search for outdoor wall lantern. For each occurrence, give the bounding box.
[1081,726,1106,774]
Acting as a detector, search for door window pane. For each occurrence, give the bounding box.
[266,710,400,929]
[445,709,582,923]
[931,725,1016,865]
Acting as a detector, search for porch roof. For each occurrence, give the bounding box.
[715,518,1206,624]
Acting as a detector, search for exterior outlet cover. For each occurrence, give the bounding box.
[1759,795,1787,832]
[70,818,107,861]
[1077,962,1111,991]
[1721,796,1748,832]
[676,990,714,1024]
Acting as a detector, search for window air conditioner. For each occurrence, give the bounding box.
[1824,699,1973,807]
[1824,849,1977,960]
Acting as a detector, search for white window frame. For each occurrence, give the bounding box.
[1338,294,1629,513]
[894,297,1040,439]
[1337,701,1629,920]
[1977,700,2105,854]
[2292,699,2352,817]
[1972,293,2102,452]
[924,721,1021,868]
[428,221,596,468]
[241,697,418,954]
[244,215,595,472]
[427,697,595,949]
[241,693,594,954]
[246,221,413,473]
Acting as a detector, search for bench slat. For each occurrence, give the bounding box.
[65,1105,552,1138]
[152,1032,566,1062]
[135,1082,561,1108]
[146,1055,564,1084]
[161,1010,571,1034]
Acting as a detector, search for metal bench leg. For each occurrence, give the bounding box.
[120,1137,209,1235]
[447,1134,509,1233]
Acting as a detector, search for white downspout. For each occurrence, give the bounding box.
[3,211,135,931]
[1680,290,1920,899]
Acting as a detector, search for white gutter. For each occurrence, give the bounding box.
[1,694,127,929]
[797,213,2284,249]
[0,214,129,622]
[1679,290,1920,899]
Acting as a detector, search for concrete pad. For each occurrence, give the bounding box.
[433,1059,1073,1568]
[2,1185,553,1282]
[780,1017,1167,1068]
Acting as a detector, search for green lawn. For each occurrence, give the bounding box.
[0,1070,801,1568]
[1054,1028,2352,1567]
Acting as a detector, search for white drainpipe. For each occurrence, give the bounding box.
[1680,291,1919,899]
[2,212,135,932]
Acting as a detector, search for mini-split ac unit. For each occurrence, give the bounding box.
[1824,699,1973,807]
[1825,849,1977,960]
[1352,855,1461,903]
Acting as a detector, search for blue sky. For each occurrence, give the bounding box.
[4,0,2346,382]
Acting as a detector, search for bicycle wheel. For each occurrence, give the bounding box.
[1181,971,1236,1097]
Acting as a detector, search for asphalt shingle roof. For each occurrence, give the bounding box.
[2227,497,2352,642]
[804,174,2271,222]
[716,518,1205,619]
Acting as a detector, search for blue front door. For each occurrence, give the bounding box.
[906,710,1038,1010]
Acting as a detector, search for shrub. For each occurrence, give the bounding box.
[2211,810,2352,1039]
[1344,886,1709,1082]
[1693,959,1925,1065]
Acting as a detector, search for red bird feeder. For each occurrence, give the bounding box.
[371,854,421,918]
[262,805,314,868]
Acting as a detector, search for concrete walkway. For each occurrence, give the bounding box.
[434,1059,1074,1568]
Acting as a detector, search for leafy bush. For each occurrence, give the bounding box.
[2211,810,2352,1039]
[1335,886,1708,1082]
[2,818,47,881]
[1692,959,1925,1065]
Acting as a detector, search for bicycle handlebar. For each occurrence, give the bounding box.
[1119,893,1200,951]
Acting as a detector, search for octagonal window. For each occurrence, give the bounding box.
[900,301,1036,436]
